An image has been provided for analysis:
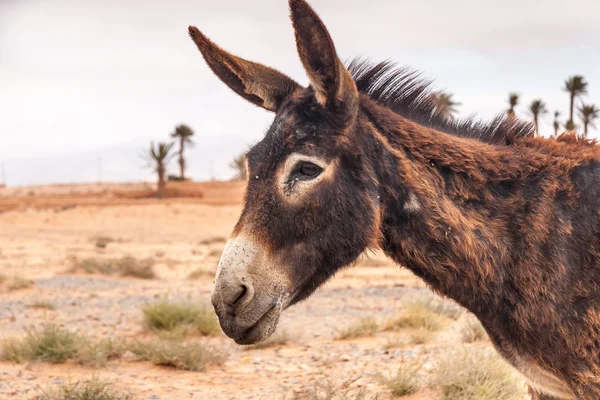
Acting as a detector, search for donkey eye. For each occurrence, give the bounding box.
[298,162,322,178]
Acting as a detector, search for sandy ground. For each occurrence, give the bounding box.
[0,182,529,399]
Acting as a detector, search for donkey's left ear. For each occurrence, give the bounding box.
[189,27,301,112]
[289,0,358,118]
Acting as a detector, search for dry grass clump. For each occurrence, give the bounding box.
[384,304,445,332]
[336,317,379,340]
[436,346,523,400]
[188,267,215,279]
[460,315,488,343]
[93,235,115,249]
[141,300,219,336]
[126,339,225,371]
[27,300,56,310]
[383,335,405,350]
[197,236,227,246]
[1,324,123,367]
[244,329,289,350]
[379,359,421,397]
[409,293,465,320]
[74,338,126,367]
[2,324,80,364]
[408,329,433,345]
[37,377,134,400]
[2,275,35,291]
[290,379,370,400]
[69,256,155,279]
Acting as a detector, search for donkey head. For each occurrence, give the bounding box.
[189,0,381,344]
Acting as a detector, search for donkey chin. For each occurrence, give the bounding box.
[210,236,292,344]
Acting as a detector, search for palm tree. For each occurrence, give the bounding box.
[230,153,248,180]
[563,75,588,128]
[529,99,548,136]
[433,91,461,119]
[143,142,175,198]
[578,103,600,138]
[507,92,520,120]
[553,111,561,137]
[170,124,195,180]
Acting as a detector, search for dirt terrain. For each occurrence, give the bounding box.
[0,182,529,399]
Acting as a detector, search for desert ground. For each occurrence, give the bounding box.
[0,181,530,399]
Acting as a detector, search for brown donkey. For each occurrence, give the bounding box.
[189,1,600,398]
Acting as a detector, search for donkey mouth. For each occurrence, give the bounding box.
[229,304,281,345]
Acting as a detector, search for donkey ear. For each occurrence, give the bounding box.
[289,0,358,114]
[189,27,301,112]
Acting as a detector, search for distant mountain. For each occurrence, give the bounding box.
[1,136,253,187]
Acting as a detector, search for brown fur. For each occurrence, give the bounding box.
[190,1,600,398]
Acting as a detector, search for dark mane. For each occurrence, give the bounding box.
[347,58,534,146]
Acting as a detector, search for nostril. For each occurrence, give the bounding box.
[232,284,248,305]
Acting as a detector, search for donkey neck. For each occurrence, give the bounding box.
[361,97,542,315]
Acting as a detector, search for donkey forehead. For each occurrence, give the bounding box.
[246,98,343,169]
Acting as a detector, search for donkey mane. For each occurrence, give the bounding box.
[347,58,535,146]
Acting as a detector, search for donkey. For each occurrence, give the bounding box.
[189,1,600,398]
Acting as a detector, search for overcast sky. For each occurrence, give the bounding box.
[1,0,599,185]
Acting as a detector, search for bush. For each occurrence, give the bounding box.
[1,324,124,367]
[436,346,523,400]
[27,300,56,310]
[37,377,134,400]
[4,275,35,291]
[379,359,420,397]
[336,317,379,339]
[384,304,445,332]
[70,256,156,279]
[141,300,219,336]
[2,324,80,364]
[126,339,225,371]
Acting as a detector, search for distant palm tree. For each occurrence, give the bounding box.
[578,103,600,138]
[529,99,548,136]
[230,153,248,181]
[143,142,175,198]
[507,93,520,119]
[552,111,561,137]
[563,75,588,128]
[170,124,195,180]
[433,92,461,119]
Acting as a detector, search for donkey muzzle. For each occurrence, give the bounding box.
[211,236,286,344]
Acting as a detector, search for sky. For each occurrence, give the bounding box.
[1,0,599,185]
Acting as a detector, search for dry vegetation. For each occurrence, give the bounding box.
[336,317,379,340]
[0,183,533,398]
[384,303,446,332]
[27,300,57,310]
[141,299,220,336]
[126,338,225,371]
[37,377,134,400]
[244,329,289,350]
[93,235,116,249]
[1,324,124,367]
[290,379,370,400]
[69,256,156,279]
[435,346,524,400]
[378,358,421,397]
[0,274,35,292]
[459,314,488,343]
[1,322,224,372]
